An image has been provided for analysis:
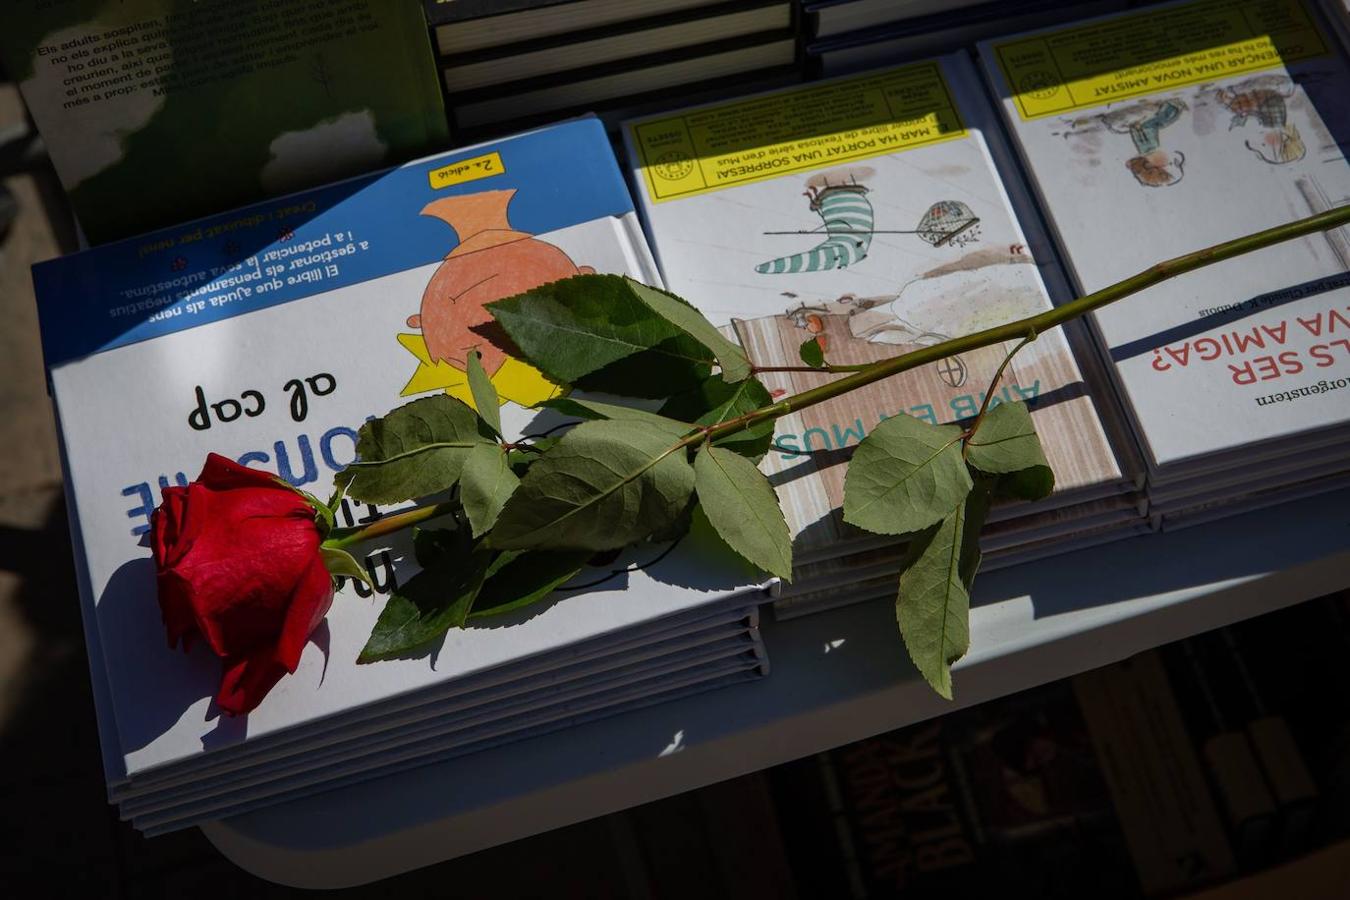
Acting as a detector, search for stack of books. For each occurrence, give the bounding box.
[426,0,801,137]
[36,119,768,835]
[978,0,1350,529]
[804,0,1127,77]
[622,54,1149,620]
[32,0,1350,833]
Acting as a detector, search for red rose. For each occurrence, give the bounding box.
[151,453,334,715]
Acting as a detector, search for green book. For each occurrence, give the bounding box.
[1,0,448,243]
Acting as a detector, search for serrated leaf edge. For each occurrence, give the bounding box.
[489,422,691,549]
[695,446,792,580]
[843,432,966,531]
[465,350,503,438]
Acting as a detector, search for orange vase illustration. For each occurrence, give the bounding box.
[399,188,593,406]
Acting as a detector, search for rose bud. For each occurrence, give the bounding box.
[150,453,336,715]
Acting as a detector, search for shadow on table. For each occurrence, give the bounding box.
[973,487,1350,619]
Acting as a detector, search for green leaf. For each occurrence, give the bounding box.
[507,439,554,475]
[993,466,1055,502]
[843,415,973,535]
[413,527,461,569]
[540,397,693,438]
[958,480,993,586]
[489,419,695,551]
[466,350,502,438]
[304,490,336,534]
[279,482,337,534]
[648,494,698,544]
[799,337,825,368]
[324,480,346,513]
[624,278,752,382]
[895,484,991,699]
[693,446,792,580]
[573,333,715,398]
[964,402,1053,496]
[340,395,493,505]
[320,546,373,589]
[460,443,520,537]
[358,541,494,663]
[517,435,559,454]
[486,274,685,383]
[317,481,348,535]
[660,375,774,458]
[468,549,590,621]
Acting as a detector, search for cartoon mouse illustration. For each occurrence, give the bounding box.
[407,189,594,377]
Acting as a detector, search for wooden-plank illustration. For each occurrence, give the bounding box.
[730,278,1123,557]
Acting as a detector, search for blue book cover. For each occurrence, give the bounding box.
[35,117,764,785]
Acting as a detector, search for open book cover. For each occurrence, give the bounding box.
[34,117,767,781]
[0,0,448,243]
[623,53,1130,562]
[979,0,1350,475]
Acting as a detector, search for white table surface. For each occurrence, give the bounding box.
[202,488,1350,889]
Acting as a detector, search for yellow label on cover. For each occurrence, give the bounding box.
[993,0,1329,120]
[427,152,504,190]
[630,62,966,203]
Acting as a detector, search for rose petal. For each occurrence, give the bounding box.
[274,557,336,672]
[155,568,201,650]
[171,486,321,656]
[216,649,289,716]
[204,485,312,522]
[153,451,334,715]
[197,453,294,492]
[150,486,188,567]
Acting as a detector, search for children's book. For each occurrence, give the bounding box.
[34,118,767,800]
[0,0,448,243]
[623,54,1132,563]
[979,0,1350,480]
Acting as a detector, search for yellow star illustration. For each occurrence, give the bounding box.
[396,333,561,408]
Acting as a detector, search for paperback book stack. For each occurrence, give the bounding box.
[623,54,1147,620]
[979,0,1350,529]
[425,0,801,137]
[35,118,768,835]
[804,0,1127,78]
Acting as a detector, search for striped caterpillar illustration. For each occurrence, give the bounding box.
[756,183,873,274]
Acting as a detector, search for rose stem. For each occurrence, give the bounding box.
[689,205,1350,447]
[327,206,1350,552]
[323,501,458,550]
